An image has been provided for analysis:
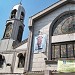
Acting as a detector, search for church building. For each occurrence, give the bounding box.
[0,0,75,75]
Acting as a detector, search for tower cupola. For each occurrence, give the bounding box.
[3,3,25,43]
[10,3,25,22]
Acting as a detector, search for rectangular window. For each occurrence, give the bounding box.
[52,42,75,60]
[61,45,66,58]
[55,45,60,58]
[67,44,73,57]
[52,45,60,59]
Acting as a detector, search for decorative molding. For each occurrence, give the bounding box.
[45,60,57,64]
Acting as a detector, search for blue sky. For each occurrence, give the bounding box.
[0,0,59,40]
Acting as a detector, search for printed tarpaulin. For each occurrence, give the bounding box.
[57,59,75,72]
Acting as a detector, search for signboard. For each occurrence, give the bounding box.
[57,60,75,72]
[34,34,47,53]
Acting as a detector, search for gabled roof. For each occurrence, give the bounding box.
[29,0,75,27]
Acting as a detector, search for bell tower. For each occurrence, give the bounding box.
[3,3,25,42]
[0,3,25,51]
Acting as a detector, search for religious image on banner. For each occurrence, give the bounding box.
[34,34,47,53]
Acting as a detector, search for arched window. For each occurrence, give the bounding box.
[11,9,17,19]
[0,55,5,68]
[17,53,26,68]
[17,26,23,42]
[20,12,24,22]
[3,22,12,38]
[52,13,75,36]
[50,11,75,60]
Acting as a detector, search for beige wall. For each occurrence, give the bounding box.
[0,41,27,73]
[30,4,75,71]
[31,53,47,71]
[14,42,27,73]
[52,33,75,43]
[0,53,13,73]
[0,39,13,51]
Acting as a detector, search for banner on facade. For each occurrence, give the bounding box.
[57,60,75,72]
[34,34,47,53]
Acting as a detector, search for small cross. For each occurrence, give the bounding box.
[20,0,22,4]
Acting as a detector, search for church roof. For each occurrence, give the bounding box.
[29,0,75,27]
[13,38,28,49]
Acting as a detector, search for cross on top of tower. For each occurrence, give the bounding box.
[20,0,22,5]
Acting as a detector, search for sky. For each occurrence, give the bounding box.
[0,0,59,40]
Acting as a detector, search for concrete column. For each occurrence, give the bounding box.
[44,70,52,75]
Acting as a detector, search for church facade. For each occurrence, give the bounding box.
[0,0,75,75]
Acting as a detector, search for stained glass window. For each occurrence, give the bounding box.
[52,42,75,60]
[61,45,66,58]
[55,45,60,58]
[52,14,75,36]
[52,45,60,59]
[67,44,73,57]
